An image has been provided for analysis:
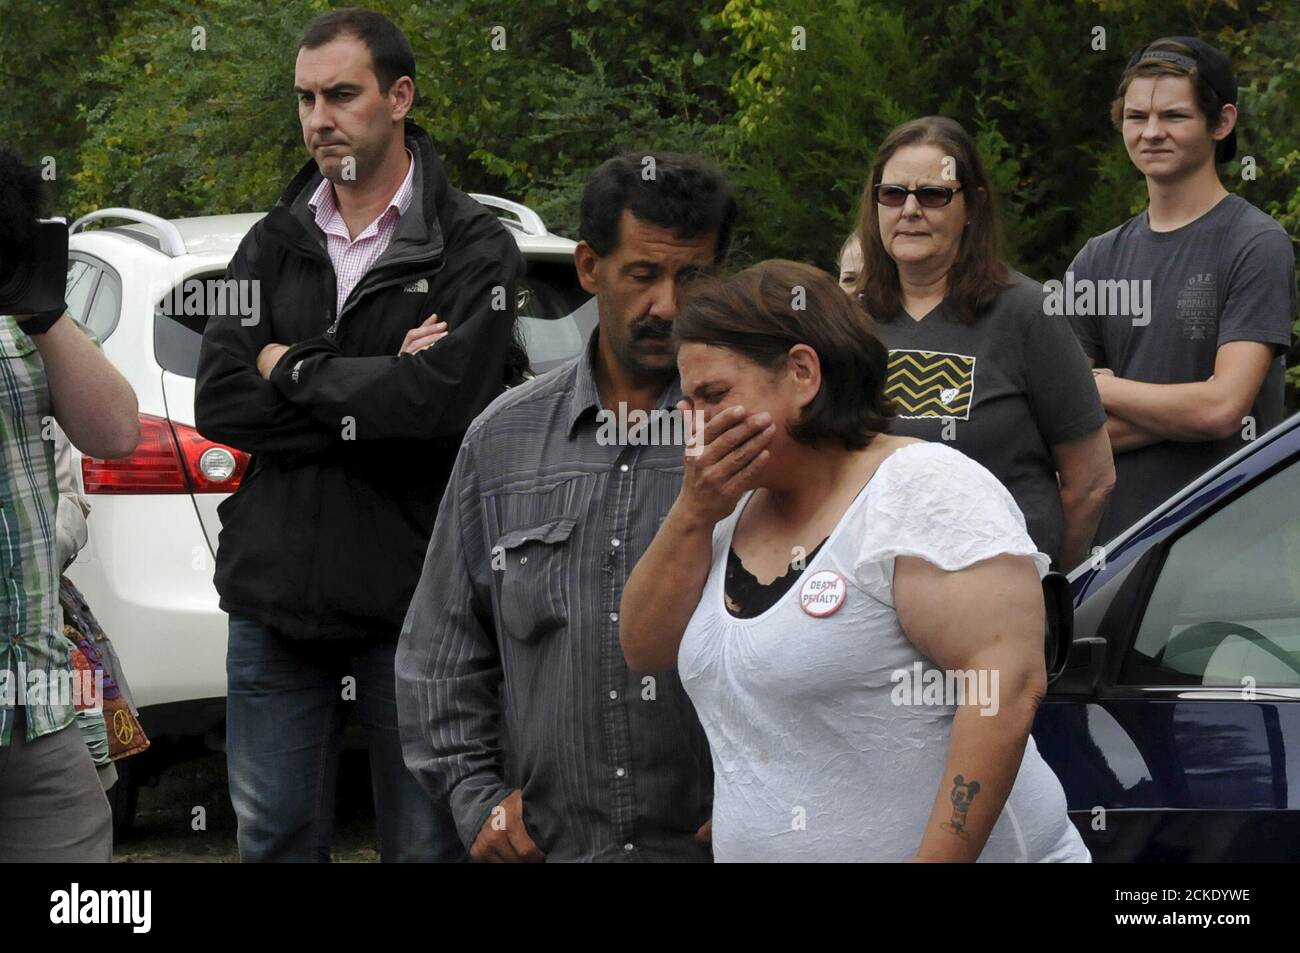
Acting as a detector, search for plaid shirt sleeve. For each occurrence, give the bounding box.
[0,314,78,745]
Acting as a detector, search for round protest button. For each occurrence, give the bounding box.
[799,569,847,617]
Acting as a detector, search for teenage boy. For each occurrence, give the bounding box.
[1068,37,1294,548]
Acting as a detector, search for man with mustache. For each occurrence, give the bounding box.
[397,153,736,861]
[195,8,521,861]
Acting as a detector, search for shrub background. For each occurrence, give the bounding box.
[2,0,1295,402]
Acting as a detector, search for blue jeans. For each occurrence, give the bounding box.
[225,616,463,862]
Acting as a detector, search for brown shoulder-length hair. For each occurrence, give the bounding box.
[673,260,895,451]
[852,116,1012,326]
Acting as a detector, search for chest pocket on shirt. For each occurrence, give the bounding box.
[0,319,39,360]
[493,516,578,642]
[0,320,50,418]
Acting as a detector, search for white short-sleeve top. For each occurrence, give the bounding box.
[678,441,1090,863]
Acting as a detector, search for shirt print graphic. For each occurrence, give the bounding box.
[1177,272,1217,341]
[886,349,977,420]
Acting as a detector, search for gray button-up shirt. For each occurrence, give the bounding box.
[397,329,712,862]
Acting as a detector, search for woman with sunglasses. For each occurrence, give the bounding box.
[852,117,1113,571]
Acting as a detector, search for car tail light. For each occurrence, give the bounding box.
[82,414,249,494]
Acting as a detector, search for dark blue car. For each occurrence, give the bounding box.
[1031,411,1300,861]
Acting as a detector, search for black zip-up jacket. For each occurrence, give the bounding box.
[195,121,522,640]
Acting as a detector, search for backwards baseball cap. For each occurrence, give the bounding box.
[1124,37,1238,162]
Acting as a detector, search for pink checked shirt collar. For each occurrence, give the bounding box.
[308,148,416,316]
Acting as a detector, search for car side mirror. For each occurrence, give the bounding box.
[1043,571,1073,685]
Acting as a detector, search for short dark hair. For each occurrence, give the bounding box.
[579,152,737,264]
[298,8,415,94]
[853,116,1012,327]
[1110,38,1230,162]
[673,260,895,451]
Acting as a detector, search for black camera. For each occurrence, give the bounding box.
[0,148,69,317]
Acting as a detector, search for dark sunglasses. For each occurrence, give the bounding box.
[874,184,964,208]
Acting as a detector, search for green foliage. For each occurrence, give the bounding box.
[713,0,939,265]
[1,0,1294,397]
[1217,2,1300,391]
[23,0,733,234]
[711,0,1272,275]
[0,0,133,210]
[64,0,317,216]
[713,0,1298,402]
[397,0,734,239]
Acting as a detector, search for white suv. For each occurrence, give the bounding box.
[63,199,594,829]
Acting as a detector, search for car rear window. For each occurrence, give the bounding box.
[154,271,222,378]
[516,258,592,374]
[154,259,591,379]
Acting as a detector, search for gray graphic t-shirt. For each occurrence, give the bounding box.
[1068,195,1294,547]
[875,273,1106,566]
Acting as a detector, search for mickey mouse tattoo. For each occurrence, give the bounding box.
[942,775,981,838]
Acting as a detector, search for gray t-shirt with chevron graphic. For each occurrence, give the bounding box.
[873,272,1105,567]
